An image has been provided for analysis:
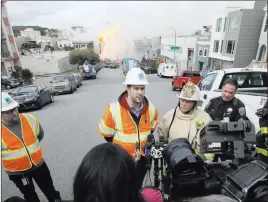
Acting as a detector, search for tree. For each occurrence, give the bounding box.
[21,68,34,85]
[69,50,100,66]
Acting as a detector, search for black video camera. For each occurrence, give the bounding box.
[162,138,222,201]
[199,120,256,162]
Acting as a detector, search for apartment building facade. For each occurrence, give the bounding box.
[256,4,267,63]
[194,39,210,71]
[161,35,210,71]
[209,3,265,70]
[1,1,21,76]
[20,28,41,39]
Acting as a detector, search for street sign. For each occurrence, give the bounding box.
[171,46,180,51]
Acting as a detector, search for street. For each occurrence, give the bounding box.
[2,68,180,201]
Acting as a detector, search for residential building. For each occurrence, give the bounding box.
[149,37,161,58]
[256,4,267,63]
[1,0,21,76]
[193,26,212,71]
[161,35,210,71]
[209,2,265,70]
[56,40,74,49]
[194,39,211,71]
[201,25,212,36]
[73,40,94,50]
[20,28,41,39]
[133,39,145,59]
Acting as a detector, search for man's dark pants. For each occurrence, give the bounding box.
[8,162,61,202]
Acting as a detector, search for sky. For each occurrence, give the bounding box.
[6,1,255,40]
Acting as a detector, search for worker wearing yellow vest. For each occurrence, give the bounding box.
[1,92,61,202]
[156,81,212,158]
[98,67,158,188]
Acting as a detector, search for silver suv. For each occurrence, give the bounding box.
[50,75,76,95]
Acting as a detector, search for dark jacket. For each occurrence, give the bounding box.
[204,96,248,121]
[256,100,268,164]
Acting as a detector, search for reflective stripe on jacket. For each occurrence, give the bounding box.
[98,100,158,156]
[1,113,43,172]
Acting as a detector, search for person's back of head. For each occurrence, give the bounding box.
[73,143,143,202]
[188,194,237,202]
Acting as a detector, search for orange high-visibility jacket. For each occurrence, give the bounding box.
[1,113,43,172]
[98,91,158,156]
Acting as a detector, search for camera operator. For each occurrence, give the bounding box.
[256,100,268,164]
[204,78,249,122]
[157,81,212,156]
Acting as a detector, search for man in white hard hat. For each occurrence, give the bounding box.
[157,81,212,153]
[98,67,158,188]
[1,92,61,202]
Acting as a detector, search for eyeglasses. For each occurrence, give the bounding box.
[2,107,19,115]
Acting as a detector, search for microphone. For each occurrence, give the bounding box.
[145,134,154,158]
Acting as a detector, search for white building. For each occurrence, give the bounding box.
[20,28,41,39]
[161,35,210,71]
[73,40,94,50]
[256,4,267,63]
[56,40,74,49]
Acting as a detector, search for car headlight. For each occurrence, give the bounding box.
[25,95,36,101]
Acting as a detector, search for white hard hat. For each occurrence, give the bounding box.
[122,68,149,85]
[176,81,200,101]
[1,92,19,112]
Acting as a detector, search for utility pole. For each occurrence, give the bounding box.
[169,27,177,75]
[169,27,176,63]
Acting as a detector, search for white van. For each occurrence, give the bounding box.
[157,63,177,78]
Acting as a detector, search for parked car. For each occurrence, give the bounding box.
[74,76,80,88]
[9,84,54,110]
[143,66,158,74]
[75,75,83,86]
[50,74,76,95]
[172,70,201,91]
[1,76,21,89]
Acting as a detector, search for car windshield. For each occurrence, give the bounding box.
[19,86,37,93]
[53,76,67,82]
